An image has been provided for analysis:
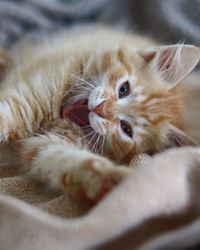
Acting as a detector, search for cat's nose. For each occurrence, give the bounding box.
[92,101,105,119]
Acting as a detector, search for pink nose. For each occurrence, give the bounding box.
[92,101,105,118]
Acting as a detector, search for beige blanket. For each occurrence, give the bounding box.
[0,73,200,250]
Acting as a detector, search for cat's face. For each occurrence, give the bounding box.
[62,44,199,163]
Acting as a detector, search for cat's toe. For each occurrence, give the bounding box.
[82,157,129,201]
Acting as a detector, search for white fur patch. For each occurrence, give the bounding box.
[136,117,149,126]
[89,112,108,135]
[88,87,106,111]
[134,85,143,94]
[0,101,14,124]
[134,95,147,103]
[134,126,146,135]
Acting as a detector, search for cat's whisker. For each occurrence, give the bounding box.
[70,71,83,79]
[86,130,98,149]
[73,129,95,143]
[72,82,92,91]
[72,89,90,96]
[97,135,105,155]
[91,133,100,153]
[94,134,101,153]
[84,132,96,150]
[69,92,89,100]
[63,86,91,106]
[87,73,98,87]
[72,71,98,91]
[77,133,94,142]
[100,136,105,155]
[75,86,90,92]
[62,84,87,99]
[91,134,98,152]
[82,128,94,134]
[63,87,75,97]
[75,76,95,90]
[71,69,99,89]
[95,134,102,153]
[83,124,92,129]
[69,83,91,92]
[87,72,100,87]
[64,93,88,106]
[98,135,104,154]
[63,79,88,93]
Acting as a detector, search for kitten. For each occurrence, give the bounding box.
[0,27,199,201]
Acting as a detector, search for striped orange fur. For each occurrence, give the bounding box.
[0,26,199,201]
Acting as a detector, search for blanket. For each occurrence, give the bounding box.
[1,148,200,250]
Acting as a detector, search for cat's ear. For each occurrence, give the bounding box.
[164,125,196,148]
[140,45,200,88]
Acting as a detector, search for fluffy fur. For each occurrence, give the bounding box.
[0,26,199,200]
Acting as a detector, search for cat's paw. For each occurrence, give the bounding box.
[63,156,129,202]
[82,157,129,201]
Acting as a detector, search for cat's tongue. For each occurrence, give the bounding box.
[61,99,90,127]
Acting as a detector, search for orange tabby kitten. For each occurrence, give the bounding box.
[0,27,199,201]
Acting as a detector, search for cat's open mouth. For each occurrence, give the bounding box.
[61,99,90,127]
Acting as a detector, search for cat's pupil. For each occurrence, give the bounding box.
[118,81,130,98]
[120,120,133,138]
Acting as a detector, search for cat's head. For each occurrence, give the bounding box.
[62,44,200,163]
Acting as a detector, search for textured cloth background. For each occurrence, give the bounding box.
[101,0,200,45]
[0,0,108,47]
[1,146,200,250]
[0,0,199,47]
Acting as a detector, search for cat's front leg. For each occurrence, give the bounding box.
[17,133,130,201]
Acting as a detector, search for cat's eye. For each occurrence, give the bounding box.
[120,120,133,138]
[118,81,130,98]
